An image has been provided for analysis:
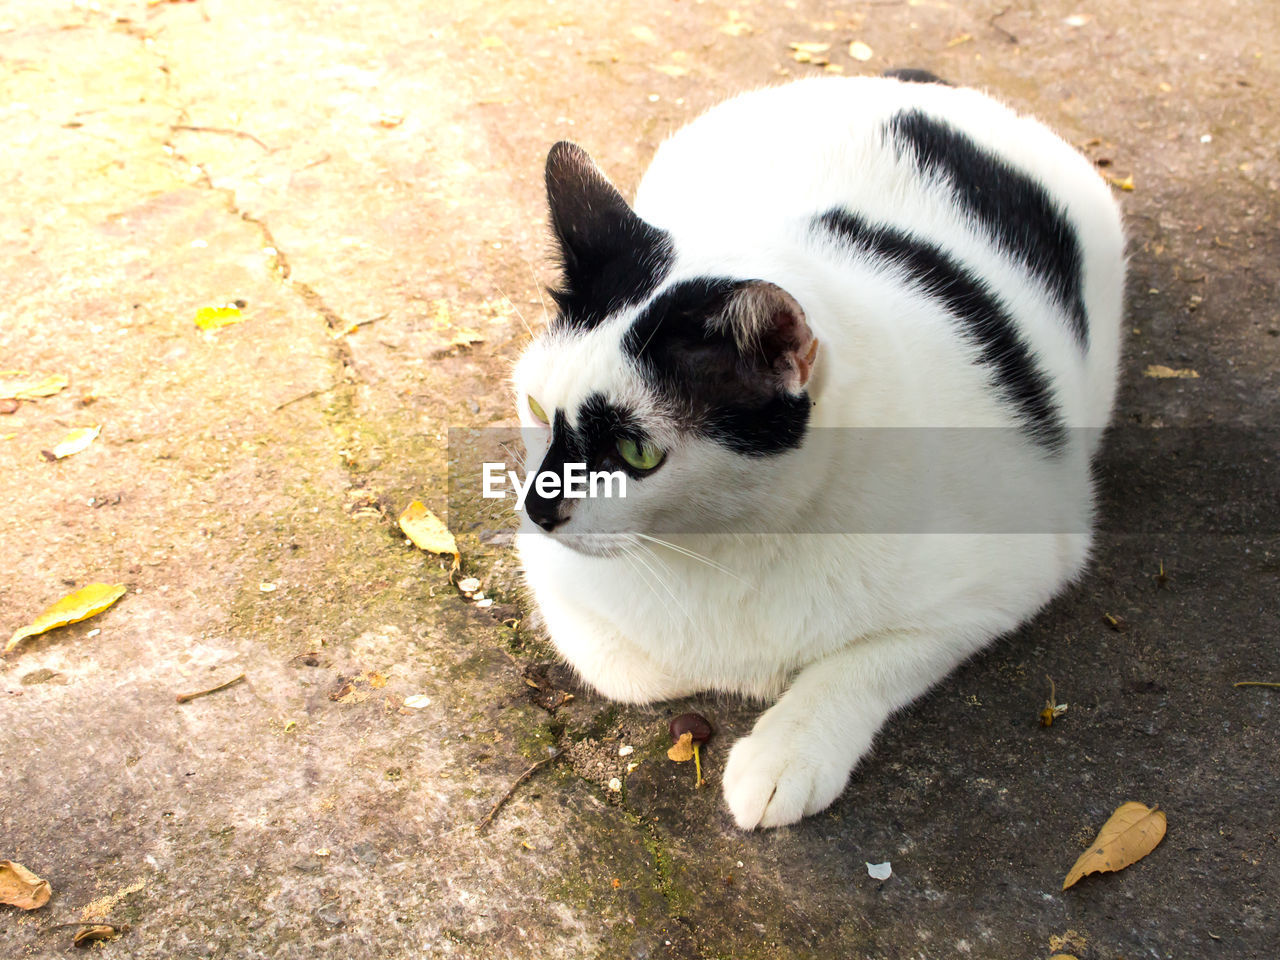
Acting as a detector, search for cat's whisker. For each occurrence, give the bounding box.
[491,280,536,339]
[633,532,746,583]
[523,257,552,327]
[627,542,692,623]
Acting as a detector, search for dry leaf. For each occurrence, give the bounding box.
[1144,364,1199,379]
[946,33,973,47]
[667,731,694,762]
[74,924,127,947]
[1063,801,1167,890]
[447,328,485,348]
[0,860,52,910]
[6,582,127,653]
[788,41,831,54]
[0,371,69,400]
[1048,955,1079,960]
[1103,172,1135,191]
[848,40,874,61]
[398,501,460,570]
[194,305,243,331]
[1049,930,1088,955]
[50,425,101,459]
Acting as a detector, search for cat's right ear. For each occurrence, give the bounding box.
[545,142,665,300]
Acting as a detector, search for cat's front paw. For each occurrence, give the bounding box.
[721,723,855,829]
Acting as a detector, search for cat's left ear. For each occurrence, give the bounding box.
[726,282,820,394]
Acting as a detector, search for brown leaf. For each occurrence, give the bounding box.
[1063,801,1167,890]
[0,860,52,910]
[667,731,694,762]
[74,924,127,947]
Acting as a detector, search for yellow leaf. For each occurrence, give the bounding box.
[788,41,831,53]
[0,860,52,910]
[652,64,689,78]
[1144,364,1199,379]
[0,371,69,400]
[447,328,485,348]
[398,501,460,569]
[50,425,101,459]
[194,305,243,331]
[1104,172,1135,191]
[6,582,127,653]
[1062,801,1167,890]
[947,32,973,47]
[667,731,694,762]
[848,40,874,61]
[1049,955,1080,960]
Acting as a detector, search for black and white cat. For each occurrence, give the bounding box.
[513,74,1124,828]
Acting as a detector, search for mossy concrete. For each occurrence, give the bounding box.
[3,1,1278,958]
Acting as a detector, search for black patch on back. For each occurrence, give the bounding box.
[816,208,1066,451]
[885,109,1089,348]
[623,279,811,456]
[882,68,951,86]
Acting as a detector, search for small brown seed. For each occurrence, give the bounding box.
[669,712,713,745]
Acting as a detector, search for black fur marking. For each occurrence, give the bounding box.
[544,141,675,332]
[886,109,1089,348]
[623,280,811,456]
[816,209,1066,451]
[882,68,951,86]
[523,395,657,528]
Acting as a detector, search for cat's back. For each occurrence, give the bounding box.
[634,75,1124,430]
[635,76,1114,247]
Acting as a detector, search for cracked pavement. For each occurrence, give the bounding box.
[2,1,1278,958]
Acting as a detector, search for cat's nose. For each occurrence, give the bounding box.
[525,498,565,532]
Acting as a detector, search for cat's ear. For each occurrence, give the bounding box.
[545,141,640,277]
[724,282,820,394]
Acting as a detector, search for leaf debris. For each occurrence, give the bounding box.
[0,371,69,401]
[0,860,51,910]
[6,582,127,654]
[194,305,244,331]
[398,501,460,570]
[175,673,246,704]
[49,425,101,459]
[1144,364,1199,379]
[1063,801,1167,890]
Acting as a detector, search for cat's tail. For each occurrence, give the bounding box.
[882,68,952,86]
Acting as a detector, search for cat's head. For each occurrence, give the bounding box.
[512,142,820,555]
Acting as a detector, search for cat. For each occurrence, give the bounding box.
[512,73,1124,829]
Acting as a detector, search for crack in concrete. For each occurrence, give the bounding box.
[113,16,703,954]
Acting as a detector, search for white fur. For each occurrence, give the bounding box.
[514,77,1124,828]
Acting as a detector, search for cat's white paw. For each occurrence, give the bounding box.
[721,724,854,829]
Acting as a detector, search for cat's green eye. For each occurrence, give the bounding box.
[616,437,665,472]
[527,396,550,425]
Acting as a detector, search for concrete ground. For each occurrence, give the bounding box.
[2,0,1277,957]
